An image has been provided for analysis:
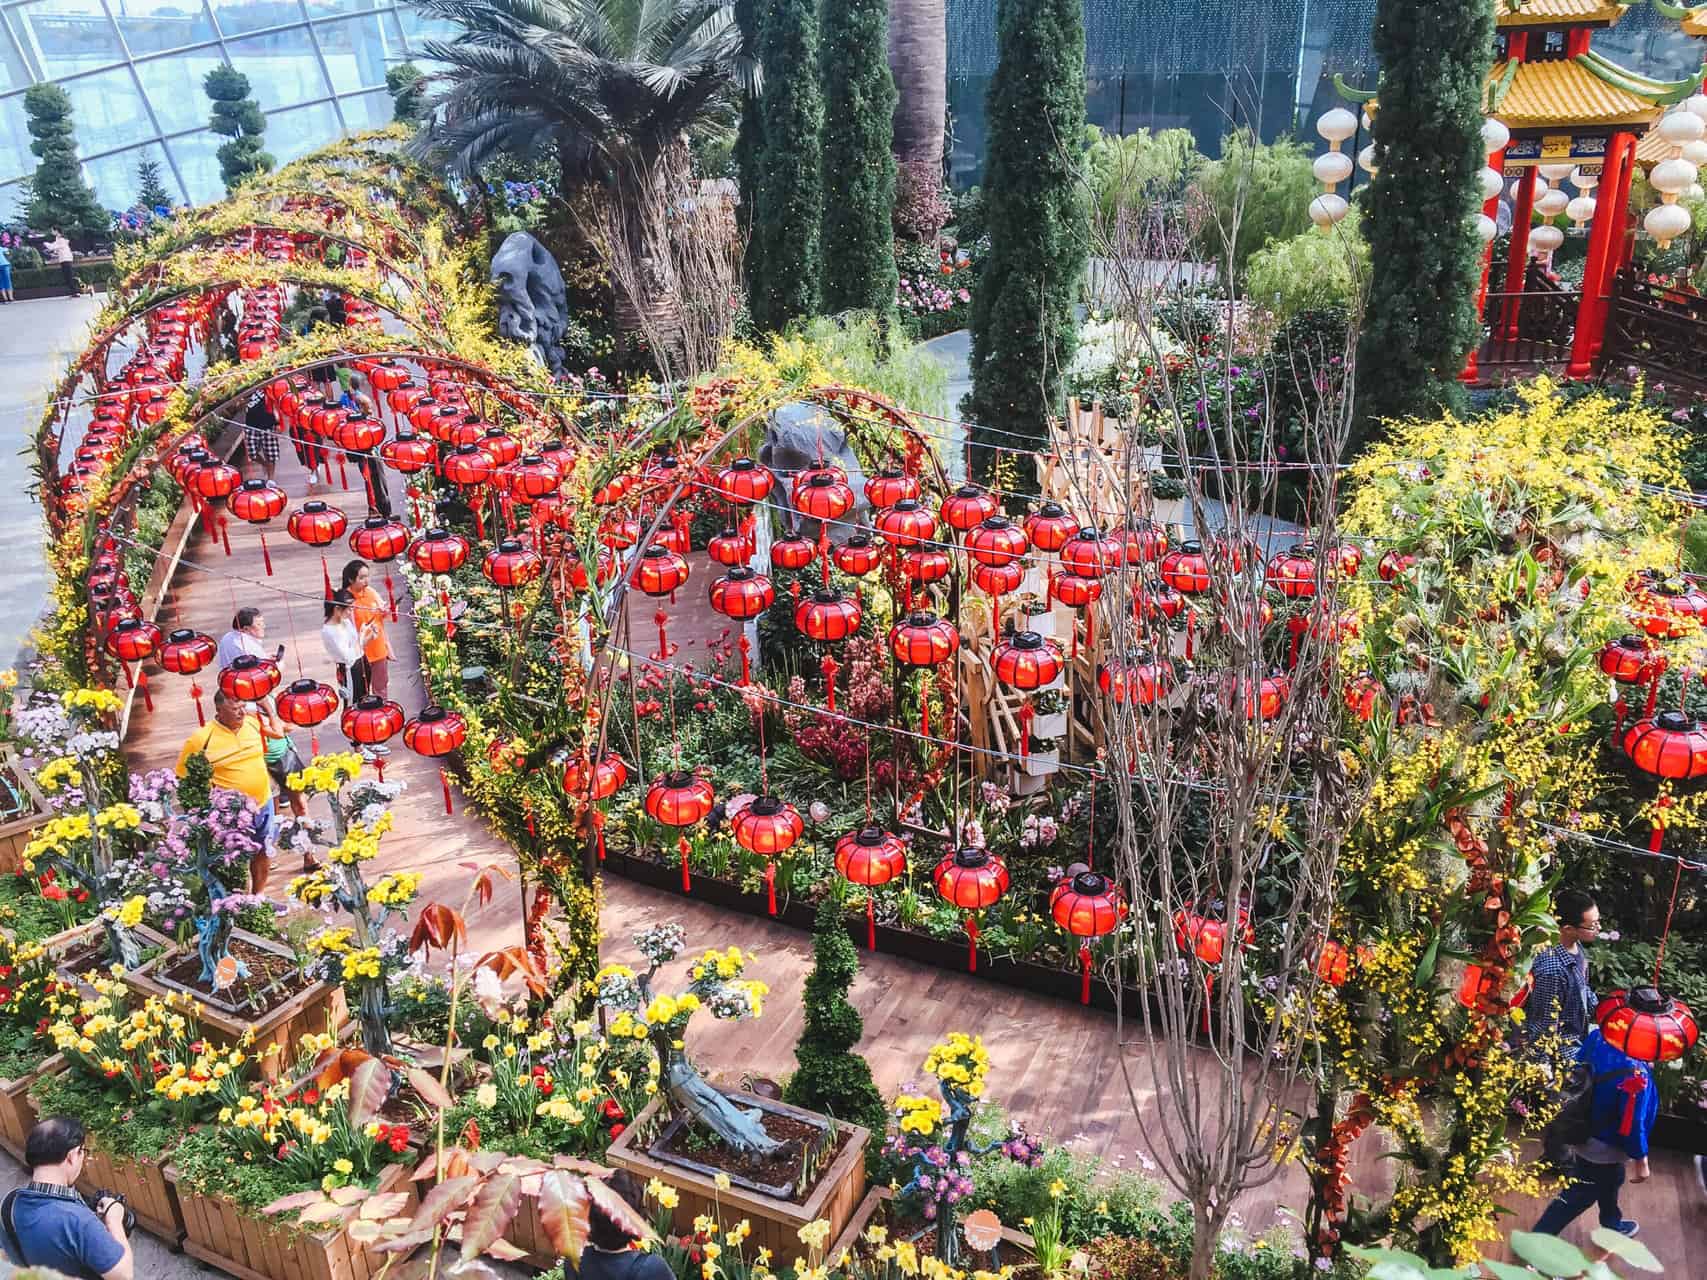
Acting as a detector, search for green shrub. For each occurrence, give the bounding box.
[1084,124,1201,227]
[1191,130,1316,283]
[784,897,886,1137]
[1243,221,1370,322]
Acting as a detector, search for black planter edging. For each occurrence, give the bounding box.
[602,848,1154,1016]
[1654,1110,1707,1155]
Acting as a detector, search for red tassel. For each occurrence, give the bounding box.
[965,915,979,972]
[594,810,606,861]
[190,682,205,726]
[310,730,320,755]
[866,894,877,951]
[440,766,453,815]
[260,532,273,577]
[337,454,349,490]
[374,756,385,782]
[385,574,398,622]
[441,588,455,639]
[822,654,839,713]
[139,671,153,713]
[119,660,133,688]
[1085,607,1095,653]
[1644,673,1660,719]
[765,860,777,915]
[679,834,693,894]
[653,609,676,661]
[526,807,536,838]
[1186,608,1196,661]
[1650,795,1673,853]
[1080,944,1093,1005]
[362,462,375,509]
[738,636,752,685]
[219,516,232,557]
[322,556,332,597]
[473,497,486,542]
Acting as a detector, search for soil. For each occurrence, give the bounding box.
[899,1223,1039,1278]
[653,1109,852,1201]
[56,938,165,982]
[155,936,317,1015]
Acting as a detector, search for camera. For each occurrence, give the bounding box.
[85,1189,136,1235]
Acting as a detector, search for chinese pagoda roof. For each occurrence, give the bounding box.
[1651,0,1707,36]
[1480,53,1703,129]
[1496,0,1634,29]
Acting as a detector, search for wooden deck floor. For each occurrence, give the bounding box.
[117,439,1707,1273]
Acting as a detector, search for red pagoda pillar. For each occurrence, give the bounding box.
[1568,130,1635,378]
[1614,140,1640,276]
[1500,167,1539,341]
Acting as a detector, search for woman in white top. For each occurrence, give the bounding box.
[320,590,382,754]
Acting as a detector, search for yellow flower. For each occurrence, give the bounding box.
[1048,1179,1066,1199]
[476,1083,498,1109]
[797,1219,831,1252]
[713,1172,731,1192]
[333,1158,353,1175]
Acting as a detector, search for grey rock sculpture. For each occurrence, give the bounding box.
[666,1059,787,1158]
[759,401,870,543]
[491,231,569,377]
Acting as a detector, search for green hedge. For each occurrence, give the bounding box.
[11,260,116,291]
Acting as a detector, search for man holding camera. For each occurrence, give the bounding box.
[1,1116,134,1279]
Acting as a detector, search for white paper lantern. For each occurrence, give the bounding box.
[1309,193,1350,229]
[1570,167,1599,191]
[1313,150,1354,186]
[1316,109,1358,144]
[1658,110,1707,146]
[1481,118,1511,154]
[1566,195,1598,226]
[1539,163,1575,182]
[1358,143,1379,174]
[1476,213,1498,243]
[1535,188,1570,218]
[1478,167,1503,201]
[1651,157,1699,197]
[1529,224,1565,253]
[1683,139,1707,167]
[1685,93,1707,122]
[1361,110,1373,131]
[1645,202,1692,246]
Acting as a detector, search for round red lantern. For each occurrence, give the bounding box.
[409,529,470,575]
[1051,870,1127,938]
[732,795,804,856]
[1632,578,1707,638]
[402,706,468,756]
[875,499,936,550]
[934,846,1009,909]
[901,548,952,584]
[709,528,755,566]
[972,561,1025,598]
[229,479,287,524]
[219,654,281,701]
[342,695,405,745]
[1024,502,1080,553]
[483,539,543,588]
[443,443,494,488]
[796,589,862,641]
[890,611,958,667]
[502,455,562,502]
[1053,573,1102,609]
[1118,520,1168,565]
[941,484,997,533]
[349,515,410,562]
[567,544,616,591]
[1600,634,1661,684]
[770,535,816,571]
[1266,544,1319,599]
[1137,579,1185,621]
[380,429,437,474]
[991,631,1064,690]
[794,469,855,522]
[1173,903,1253,966]
[634,544,689,596]
[1221,672,1290,721]
[106,617,162,662]
[832,531,882,576]
[1098,651,1173,705]
[159,629,217,675]
[287,501,347,547]
[1595,988,1699,1063]
[837,826,908,946]
[865,468,920,510]
[276,678,340,727]
[711,567,776,620]
[478,428,521,468]
[191,462,241,501]
[332,417,386,453]
[966,517,1027,568]
[644,770,715,826]
[713,457,775,505]
[1622,711,1707,779]
[1061,528,1123,579]
[599,516,641,550]
[563,749,628,801]
[1160,541,1212,594]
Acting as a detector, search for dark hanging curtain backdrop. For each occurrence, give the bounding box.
[945,0,1706,185]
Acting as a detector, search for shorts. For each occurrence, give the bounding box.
[267,742,307,792]
[246,423,281,465]
[0,264,11,290]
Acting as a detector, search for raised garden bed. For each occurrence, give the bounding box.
[828,1186,1037,1273]
[0,747,53,876]
[46,918,177,989]
[606,1089,868,1262]
[121,928,345,1080]
[0,1064,44,1161]
[80,1133,187,1247]
[165,1157,415,1280]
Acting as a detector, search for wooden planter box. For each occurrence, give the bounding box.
[80,1136,187,1248]
[605,1091,868,1262]
[166,1158,416,1280]
[47,919,179,989]
[0,746,53,875]
[0,1066,45,1161]
[121,929,345,1080]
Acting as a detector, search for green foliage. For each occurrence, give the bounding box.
[817,0,897,320]
[1354,0,1494,440]
[30,1068,188,1165]
[1190,129,1315,283]
[1083,124,1201,227]
[204,64,274,192]
[385,61,427,124]
[948,186,986,242]
[1352,1226,1664,1279]
[1243,219,1370,322]
[749,0,824,330]
[171,1125,321,1214]
[963,0,1088,482]
[21,84,108,237]
[133,158,173,212]
[798,313,948,416]
[734,0,765,279]
[784,897,886,1135]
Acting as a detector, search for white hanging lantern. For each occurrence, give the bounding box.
[1476,213,1499,243]
[1362,110,1374,131]
[1658,110,1707,146]
[1645,202,1692,247]
[1313,150,1354,186]
[1570,167,1599,191]
[1683,139,1707,167]
[1309,193,1350,230]
[1566,195,1598,226]
[1529,224,1565,253]
[1538,163,1575,182]
[1685,93,1707,122]
[1479,167,1504,201]
[1482,118,1511,154]
[1316,109,1358,143]
[1535,188,1570,218]
[1651,157,1698,198]
[1358,143,1379,174]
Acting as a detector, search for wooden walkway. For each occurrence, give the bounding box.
[117,438,1707,1272]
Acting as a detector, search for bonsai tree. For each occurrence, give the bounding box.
[204,64,274,191]
[21,83,108,237]
[784,897,885,1135]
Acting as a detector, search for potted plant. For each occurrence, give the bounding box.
[1031,690,1068,740]
[1022,735,1060,776]
[1018,597,1056,641]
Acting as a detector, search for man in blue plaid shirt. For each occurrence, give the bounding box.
[1526,887,1600,1053]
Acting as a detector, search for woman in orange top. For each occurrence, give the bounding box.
[340,559,392,706]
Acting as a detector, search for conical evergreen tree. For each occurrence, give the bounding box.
[963,0,1086,486]
[385,62,427,124]
[784,897,886,1136]
[134,158,173,212]
[748,0,823,331]
[204,64,275,192]
[734,0,765,297]
[21,84,108,236]
[1354,0,1494,439]
[819,0,898,320]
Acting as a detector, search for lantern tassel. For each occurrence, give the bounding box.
[337,454,349,491]
[374,756,385,782]
[219,516,232,557]
[965,915,979,973]
[1080,943,1093,1005]
[1085,605,1095,653]
[442,588,456,639]
[1186,608,1196,661]
[679,834,693,894]
[260,532,273,577]
[139,671,153,714]
[866,894,877,952]
[594,810,607,862]
[1644,673,1660,720]
[739,635,752,686]
[440,766,454,816]
[322,556,332,598]
[190,682,205,726]
[119,659,133,688]
[385,574,398,622]
[473,497,486,542]
[822,654,839,713]
[310,730,320,756]
[765,860,777,916]
[526,807,536,838]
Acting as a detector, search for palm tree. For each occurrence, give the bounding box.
[887,0,946,237]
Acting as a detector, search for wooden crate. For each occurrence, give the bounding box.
[0,1068,44,1161]
[606,1091,869,1263]
[47,920,180,990]
[0,745,53,875]
[120,929,346,1080]
[78,1139,187,1249]
[165,1158,416,1280]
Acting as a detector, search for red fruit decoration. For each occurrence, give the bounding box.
[732,795,805,914]
[890,611,958,667]
[1050,870,1128,1004]
[563,748,628,862]
[1098,651,1173,705]
[1266,544,1319,599]
[832,531,882,576]
[965,517,1027,568]
[644,770,716,892]
[940,484,997,533]
[934,846,1010,972]
[874,498,936,549]
[1024,501,1079,552]
[835,827,908,950]
[992,631,1064,690]
[713,457,775,505]
[219,654,281,702]
[864,468,920,509]
[712,567,776,620]
[1595,988,1699,1063]
[796,589,862,642]
[794,469,855,523]
[402,706,468,813]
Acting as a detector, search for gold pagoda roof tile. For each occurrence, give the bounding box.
[1496,0,1630,27]
[1490,58,1664,128]
[1684,6,1707,35]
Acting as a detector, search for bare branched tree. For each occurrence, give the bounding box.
[1060,113,1373,1280]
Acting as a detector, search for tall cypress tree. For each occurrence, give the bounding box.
[963,0,1087,484]
[1354,0,1493,438]
[749,0,823,331]
[819,0,898,320]
[133,158,173,212]
[21,84,108,237]
[735,0,765,301]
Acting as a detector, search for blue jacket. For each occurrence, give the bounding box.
[1578,1028,1657,1161]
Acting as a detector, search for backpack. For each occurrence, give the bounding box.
[1544,1064,1628,1161]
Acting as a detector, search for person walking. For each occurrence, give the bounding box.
[321,589,378,759]
[216,606,269,670]
[243,390,281,483]
[1528,888,1601,1054]
[341,560,392,715]
[1,1116,134,1279]
[42,230,74,295]
[1533,1021,1656,1240]
[174,689,275,893]
[338,370,393,517]
[0,241,13,304]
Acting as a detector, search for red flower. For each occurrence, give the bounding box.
[302,1087,321,1104]
[41,884,66,901]
[609,1122,626,1139]
[73,890,88,904]
[0,964,16,977]
[388,1133,409,1153]
[601,1099,625,1121]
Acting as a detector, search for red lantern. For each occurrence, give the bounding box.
[1595,988,1699,1063]
[403,705,467,756]
[635,544,689,596]
[158,629,217,675]
[1221,672,1289,720]
[965,517,1027,568]
[713,457,775,505]
[287,501,347,546]
[191,462,241,501]
[1098,651,1173,704]
[794,469,855,522]
[1330,542,1363,578]
[890,611,958,667]
[342,695,405,745]
[276,678,340,726]
[409,529,470,575]
[875,498,936,549]
[1160,541,1212,593]
[599,516,641,549]
[1632,577,1707,638]
[1060,528,1123,579]
[796,589,862,642]
[972,561,1024,598]
[229,479,287,524]
[563,749,628,801]
[1266,544,1319,599]
[380,429,437,474]
[332,417,386,453]
[106,617,162,663]
[1173,903,1253,966]
[219,654,281,701]
[1622,712,1707,779]
[940,484,997,533]
[1051,870,1128,1004]
[1053,573,1102,609]
[567,544,616,591]
[483,539,543,588]
[709,528,755,566]
[443,443,495,488]
[992,631,1064,690]
[711,567,776,620]
[770,535,816,570]
[1137,578,1184,621]
[1118,520,1168,565]
[591,471,636,505]
[1600,634,1661,684]
[859,467,913,510]
[836,826,908,950]
[1377,549,1415,582]
[934,846,1009,971]
[901,548,952,584]
[1024,502,1079,552]
[349,515,410,562]
[832,532,882,576]
[732,795,804,855]
[478,428,521,469]
[645,770,715,825]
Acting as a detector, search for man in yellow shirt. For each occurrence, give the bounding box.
[175,689,274,893]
